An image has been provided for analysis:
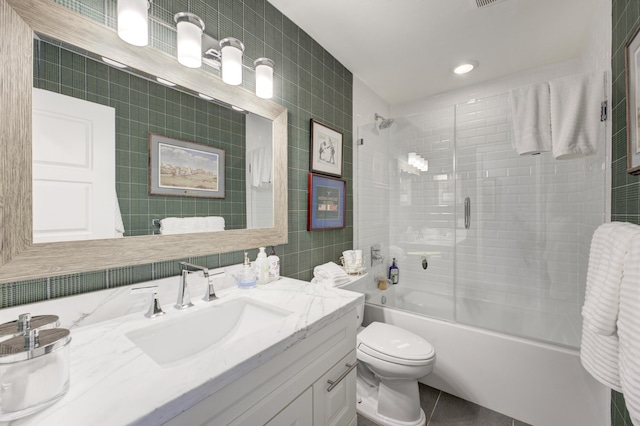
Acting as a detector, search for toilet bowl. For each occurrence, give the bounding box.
[333,272,437,426]
[356,321,435,426]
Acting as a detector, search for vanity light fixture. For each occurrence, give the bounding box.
[117,0,149,47]
[453,61,478,75]
[220,37,245,85]
[174,12,205,69]
[254,58,275,99]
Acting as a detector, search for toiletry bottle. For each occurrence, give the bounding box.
[268,246,280,282]
[238,251,256,288]
[255,247,270,285]
[389,258,399,284]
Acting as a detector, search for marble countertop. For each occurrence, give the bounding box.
[0,267,363,425]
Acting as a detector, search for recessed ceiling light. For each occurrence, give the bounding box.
[156,77,176,86]
[231,106,245,112]
[198,93,214,100]
[101,57,127,68]
[453,61,478,75]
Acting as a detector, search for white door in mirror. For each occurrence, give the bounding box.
[32,88,118,243]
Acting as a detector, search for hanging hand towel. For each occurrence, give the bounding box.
[618,233,640,424]
[509,82,552,155]
[549,72,603,159]
[582,222,637,336]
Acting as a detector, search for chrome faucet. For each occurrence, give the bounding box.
[177,262,224,308]
[131,285,165,318]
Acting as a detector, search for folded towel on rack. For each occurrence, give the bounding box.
[312,261,351,287]
[509,82,552,155]
[549,72,603,160]
[159,216,225,235]
[618,235,640,423]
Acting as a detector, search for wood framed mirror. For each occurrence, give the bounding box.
[0,0,288,283]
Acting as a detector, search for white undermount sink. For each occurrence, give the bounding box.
[126,298,292,366]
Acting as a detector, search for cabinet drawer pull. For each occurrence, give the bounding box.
[326,360,358,392]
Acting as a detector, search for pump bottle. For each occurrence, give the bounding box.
[389,258,399,285]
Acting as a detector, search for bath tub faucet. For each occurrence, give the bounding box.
[176,262,210,309]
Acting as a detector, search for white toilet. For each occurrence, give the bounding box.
[340,274,436,426]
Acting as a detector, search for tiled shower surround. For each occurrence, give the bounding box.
[360,88,607,349]
[0,0,354,308]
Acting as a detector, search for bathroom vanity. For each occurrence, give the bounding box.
[0,271,362,425]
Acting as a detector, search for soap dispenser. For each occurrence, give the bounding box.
[267,246,280,282]
[255,247,270,285]
[237,251,257,289]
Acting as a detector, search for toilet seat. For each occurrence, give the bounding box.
[358,322,435,366]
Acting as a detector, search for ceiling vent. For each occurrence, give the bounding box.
[473,0,506,8]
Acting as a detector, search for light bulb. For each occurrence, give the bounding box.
[254,58,275,99]
[117,0,149,47]
[220,38,244,86]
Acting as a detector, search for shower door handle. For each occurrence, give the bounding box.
[464,197,471,230]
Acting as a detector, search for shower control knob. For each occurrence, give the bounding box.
[422,257,428,270]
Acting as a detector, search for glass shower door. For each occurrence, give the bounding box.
[356,107,456,322]
[453,94,590,348]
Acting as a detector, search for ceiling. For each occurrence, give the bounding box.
[268,0,601,105]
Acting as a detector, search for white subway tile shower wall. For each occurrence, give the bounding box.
[355,58,606,347]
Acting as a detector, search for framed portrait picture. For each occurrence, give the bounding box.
[626,23,640,175]
[307,173,346,231]
[149,133,225,198]
[310,119,343,177]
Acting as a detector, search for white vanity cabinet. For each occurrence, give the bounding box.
[165,308,358,426]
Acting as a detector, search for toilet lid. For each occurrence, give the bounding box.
[358,322,435,363]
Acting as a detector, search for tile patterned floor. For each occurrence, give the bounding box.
[357,384,532,426]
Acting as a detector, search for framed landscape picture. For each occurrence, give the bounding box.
[310,119,343,177]
[307,173,346,231]
[149,133,225,198]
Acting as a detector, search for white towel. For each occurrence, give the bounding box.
[619,235,640,423]
[159,216,225,235]
[260,147,272,185]
[580,222,640,394]
[549,72,603,160]
[251,148,262,188]
[582,223,637,335]
[312,261,350,287]
[509,82,552,155]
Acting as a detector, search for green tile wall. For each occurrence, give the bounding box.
[33,39,247,236]
[612,0,640,424]
[0,0,353,308]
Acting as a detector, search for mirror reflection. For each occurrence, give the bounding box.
[32,38,274,243]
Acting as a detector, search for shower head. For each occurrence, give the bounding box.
[375,113,394,130]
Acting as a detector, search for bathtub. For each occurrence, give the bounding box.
[353,285,609,426]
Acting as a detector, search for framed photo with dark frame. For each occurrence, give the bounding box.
[625,23,640,174]
[307,173,346,231]
[310,119,343,177]
[149,133,225,198]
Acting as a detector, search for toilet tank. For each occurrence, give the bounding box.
[336,273,370,327]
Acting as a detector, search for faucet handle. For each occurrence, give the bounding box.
[203,271,225,302]
[131,286,165,319]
